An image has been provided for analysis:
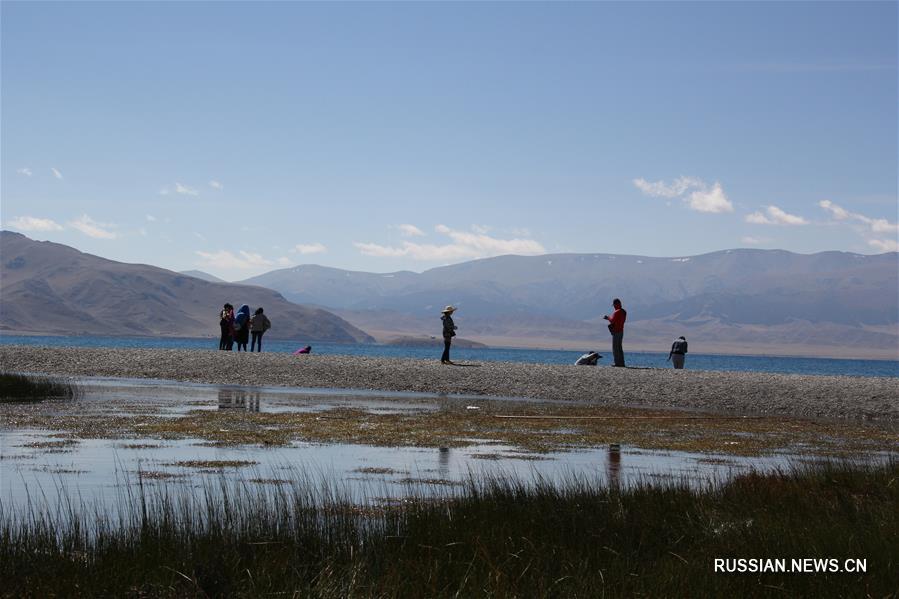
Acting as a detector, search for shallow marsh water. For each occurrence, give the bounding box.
[2,378,896,512]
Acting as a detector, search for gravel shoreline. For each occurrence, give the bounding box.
[1,345,897,421]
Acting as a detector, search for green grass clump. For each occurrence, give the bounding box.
[0,372,80,402]
[1,461,897,597]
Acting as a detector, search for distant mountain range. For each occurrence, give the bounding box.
[180,270,226,283]
[242,250,899,359]
[2,231,896,358]
[0,232,373,343]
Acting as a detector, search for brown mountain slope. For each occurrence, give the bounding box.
[0,232,373,343]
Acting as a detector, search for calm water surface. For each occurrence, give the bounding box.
[0,379,853,513]
[2,334,897,377]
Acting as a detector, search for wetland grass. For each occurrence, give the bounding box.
[0,372,80,402]
[1,460,897,597]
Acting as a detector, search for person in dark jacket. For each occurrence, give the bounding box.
[249,307,272,352]
[233,304,251,352]
[603,298,627,367]
[667,336,688,369]
[220,304,236,350]
[219,303,234,350]
[440,305,458,364]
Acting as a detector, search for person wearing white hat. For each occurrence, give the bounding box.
[440,305,458,364]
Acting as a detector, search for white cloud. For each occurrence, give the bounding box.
[209,180,224,190]
[687,183,734,213]
[634,176,733,213]
[292,242,327,255]
[146,214,157,222]
[745,205,808,226]
[868,239,899,252]
[195,249,286,271]
[51,167,63,180]
[7,216,64,232]
[16,167,33,177]
[396,224,425,237]
[355,225,545,262]
[69,215,118,239]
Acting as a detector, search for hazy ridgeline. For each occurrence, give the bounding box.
[1,462,896,597]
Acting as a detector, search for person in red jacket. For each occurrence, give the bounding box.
[603,298,627,367]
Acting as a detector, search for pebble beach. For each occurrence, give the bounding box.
[2,345,897,421]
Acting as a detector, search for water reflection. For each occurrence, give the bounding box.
[607,443,621,489]
[438,447,451,479]
[218,388,260,412]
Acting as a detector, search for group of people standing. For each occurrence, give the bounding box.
[441,298,689,369]
[219,303,271,352]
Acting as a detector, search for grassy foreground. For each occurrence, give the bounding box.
[1,462,897,598]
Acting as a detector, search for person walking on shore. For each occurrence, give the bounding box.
[603,298,627,367]
[249,307,271,352]
[440,305,458,365]
[667,336,688,369]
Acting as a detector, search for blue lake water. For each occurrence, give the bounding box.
[2,333,897,377]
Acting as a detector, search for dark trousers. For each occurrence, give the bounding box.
[612,332,625,367]
[219,329,230,350]
[441,337,452,362]
[251,331,264,352]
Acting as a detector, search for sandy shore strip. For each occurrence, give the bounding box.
[1,345,897,421]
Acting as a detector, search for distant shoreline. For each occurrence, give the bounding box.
[1,346,897,421]
[1,331,896,362]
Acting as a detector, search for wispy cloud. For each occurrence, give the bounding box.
[7,216,64,232]
[745,205,808,226]
[209,180,224,190]
[195,249,290,271]
[16,167,33,177]
[160,182,199,197]
[175,182,198,196]
[292,242,327,255]
[194,232,207,242]
[51,167,63,180]
[819,200,898,253]
[633,176,733,213]
[819,200,897,234]
[355,225,545,262]
[633,176,704,198]
[69,215,118,239]
[146,214,157,222]
[396,224,425,237]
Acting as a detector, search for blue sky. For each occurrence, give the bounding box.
[2,1,896,280]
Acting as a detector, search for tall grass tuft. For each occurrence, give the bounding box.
[0,372,81,402]
[1,460,897,597]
